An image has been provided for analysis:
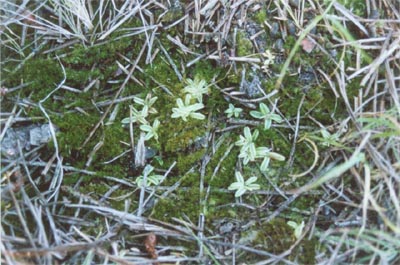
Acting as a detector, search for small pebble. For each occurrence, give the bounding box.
[287,20,296,36]
[289,0,300,8]
[273,38,284,52]
[298,68,317,85]
[369,9,379,19]
[270,22,280,37]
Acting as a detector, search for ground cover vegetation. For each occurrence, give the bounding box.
[1,0,399,264]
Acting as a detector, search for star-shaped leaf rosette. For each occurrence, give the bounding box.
[171,94,205,121]
[228,171,260,197]
[183,77,209,103]
[250,102,283,130]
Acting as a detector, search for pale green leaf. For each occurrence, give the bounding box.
[269,152,285,161]
[190,112,206,120]
[250,110,263,119]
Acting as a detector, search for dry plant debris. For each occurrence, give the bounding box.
[144,232,159,262]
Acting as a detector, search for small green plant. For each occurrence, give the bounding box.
[238,143,257,165]
[255,146,286,172]
[121,105,149,125]
[320,129,340,147]
[250,102,283,130]
[228,171,260,197]
[235,127,259,165]
[121,94,158,125]
[134,94,158,114]
[171,94,205,121]
[261,50,275,73]
[287,220,305,239]
[183,77,209,103]
[225,103,243,118]
[235,127,285,171]
[140,119,160,142]
[135,165,163,187]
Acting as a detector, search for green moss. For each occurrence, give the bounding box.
[2,32,144,184]
[338,0,366,17]
[161,5,184,23]
[160,118,206,152]
[54,114,130,177]
[239,219,316,263]
[0,8,364,258]
[59,40,136,89]
[205,143,238,187]
[290,196,318,217]
[96,125,129,162]
[62,38,134,67]
[176,149,205,174]
[192,60,222,81]
[237,30,254,57]
[150,186,201,222]
[206,90,229,115]
[53,112,98,158]
[144,56,181,92]
[5,58,63,99]
[77,182,132,211]
[253,9,267,25]
[284,36,297,50]
[64,68,100,86]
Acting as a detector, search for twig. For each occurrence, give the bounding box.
[289,136,320,179]
[8,183,41,263]
[38,56,66,203]
[157,39,183,81]
[98,1,153,40]
[287,94,305,171]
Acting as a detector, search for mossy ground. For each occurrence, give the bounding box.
[1,1,386,262]
[2,20,331,263]
[239,218,317,263]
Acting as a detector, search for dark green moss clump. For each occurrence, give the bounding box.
[5,58,63,100]
[239,219,316,263]
[150,184,201,222]
[237,30,254,57]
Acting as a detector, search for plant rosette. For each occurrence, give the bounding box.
[228,171,260,197]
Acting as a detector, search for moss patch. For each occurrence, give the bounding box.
[239,219,316,263]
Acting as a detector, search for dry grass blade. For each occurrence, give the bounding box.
[98,1,154,41]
